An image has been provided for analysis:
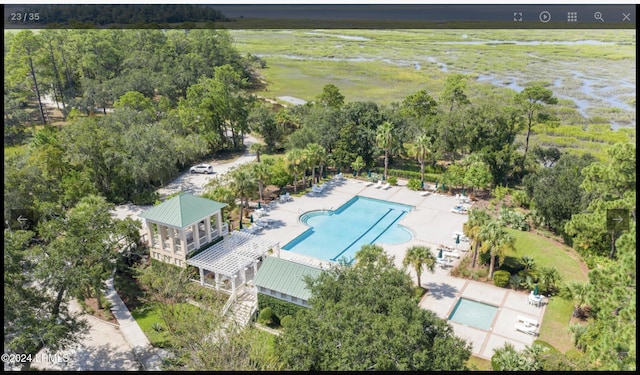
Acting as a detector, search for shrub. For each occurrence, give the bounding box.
[511,190,530,208]
[387,175,398,185]
[152,322,163,332]
[492,270,511,287]
[407,178,422,191]
[280,315,293,328]
[258,307,276,326]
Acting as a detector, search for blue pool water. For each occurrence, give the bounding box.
[282,196,413,263]
[448,298,498,331]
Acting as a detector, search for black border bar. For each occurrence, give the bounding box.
[3,4,636,29]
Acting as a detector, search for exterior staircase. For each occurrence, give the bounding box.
[224,284,258,327]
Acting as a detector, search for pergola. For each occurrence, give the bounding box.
[187,231,280,300]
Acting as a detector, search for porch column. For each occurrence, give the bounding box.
[199,268,205,286]
[215,273,221,291]
[217,212,223,236]
[159,225,168,251]
[193,223,201,250]
[180,230,187,257]
[275,243,281,258]
[205,216,212,243]
[146,221,155,248]
[231,274,237,300]
[241,267,248,285]
[168,227,176,254]
[253,260,259,276]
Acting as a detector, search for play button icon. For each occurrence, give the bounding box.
[539,11,551,23]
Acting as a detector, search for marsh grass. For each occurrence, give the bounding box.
[232,29,635,136]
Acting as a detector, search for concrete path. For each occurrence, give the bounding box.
[104,275,167,370]
[28,299,140,371]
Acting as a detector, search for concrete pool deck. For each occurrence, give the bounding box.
[257,176,544,360]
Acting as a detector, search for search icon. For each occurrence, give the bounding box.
[594,11,604,22]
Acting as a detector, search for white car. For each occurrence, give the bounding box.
[190,164,214,174]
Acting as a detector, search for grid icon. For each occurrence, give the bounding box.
[567,12,578,22]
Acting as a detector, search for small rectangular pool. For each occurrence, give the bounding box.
[448,298,498,331]
[282,196,413,263]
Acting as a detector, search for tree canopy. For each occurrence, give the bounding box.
[275,246,472,370]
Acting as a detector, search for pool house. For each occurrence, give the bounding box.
[139,193,229,267]
[253,256,323,308]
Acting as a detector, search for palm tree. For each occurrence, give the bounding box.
[478,219,515,279]
[538,265,562,296]
[284,148,304,193]
[463,208,491,268]
[375,121,395,181]
[304,143,326,184]
[410,133,431,183]
[560,281,589,319]
[249,142,266,163]
[229,167,257,224]
[251,161,270,203]
[402,245,436,289]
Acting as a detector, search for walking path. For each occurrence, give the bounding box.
[104,274,167,370]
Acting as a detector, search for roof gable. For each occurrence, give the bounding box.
[139,193,227,228]
[254,256,323,301]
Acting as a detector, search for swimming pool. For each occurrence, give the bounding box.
[448,298,498,331]
[282,196,414,263]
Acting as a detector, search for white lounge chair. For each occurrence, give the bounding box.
[419,191,430,196]
[374,180,383,189]
[443,250,461,259]
[515,323,537,335]
[364,181,374,187]
[382,182,391,190]
[517,316,539,327]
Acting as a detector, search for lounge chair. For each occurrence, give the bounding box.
[374,180,383,189]
[515,323,537,335]
[382,182,391,190]
[517,316,539,327]
[419,191,430,196]
[443,250,461,259]
[364,181,374,187]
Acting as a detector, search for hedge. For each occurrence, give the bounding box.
[257,293,305,322]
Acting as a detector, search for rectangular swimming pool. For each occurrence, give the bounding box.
[448,298,498,331]
[282,196,413,263]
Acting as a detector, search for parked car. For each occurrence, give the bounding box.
[190,164,214,174]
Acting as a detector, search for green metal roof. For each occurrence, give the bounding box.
[254,256,323,301]
[139,193,227,228]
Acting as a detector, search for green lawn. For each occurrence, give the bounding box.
[506,228,588,283]
[131,303,202,348]
[505,228,588,353]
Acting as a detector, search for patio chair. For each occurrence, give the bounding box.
[517,316,539,327]
[382,182,391,190]
[444,250,461,259]
[515,323,537,336]
[374,180,383,188]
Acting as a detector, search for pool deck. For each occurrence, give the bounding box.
[257,176,545,360]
